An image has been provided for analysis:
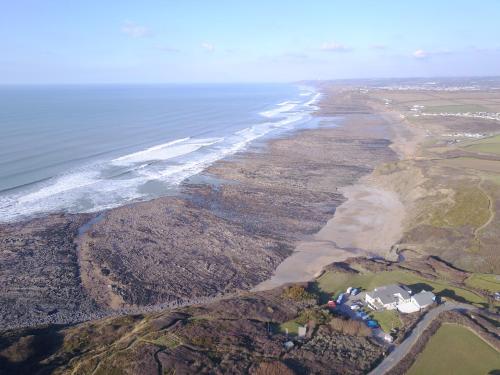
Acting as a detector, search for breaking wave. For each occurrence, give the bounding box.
[0,86,321,222]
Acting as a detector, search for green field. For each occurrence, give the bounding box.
[407,324,500,375]
[463,134,500,156]
[316,270,487,306]
[465,273,500,293]
[427,187,490,229]
[423,104,489,113]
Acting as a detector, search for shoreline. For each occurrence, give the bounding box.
[0,85,413,331]
[255,106,416,290]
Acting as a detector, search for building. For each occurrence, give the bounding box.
[365,284,412,310]
[397,290,436,313]
[411,290,435,309]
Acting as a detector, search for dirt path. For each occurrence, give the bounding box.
[474,176,495,237]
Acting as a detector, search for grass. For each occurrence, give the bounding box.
[465,273,500,293]
[407,324,500,375]
[144,333,182,349]
[370,310,402,333]
[463,134,500,156]
[316,270,487,306]
[278,320,301,336]
[428,187,490,229]
[439,157,500,174]
[423,104,489,113]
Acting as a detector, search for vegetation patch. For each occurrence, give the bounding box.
[407,323,500,375]
[329,317,371,336]
[281,285,317,301]
[462,134,500,154]
[278,320,301,336]
[142,333,182,349]
[423,104,489,113]
[465,273,500,293]
[428,187,490,228]
[439,157,500,173]
[370,310,402,333]
[278,308,330,335]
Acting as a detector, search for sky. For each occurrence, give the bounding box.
[1,0,500,83]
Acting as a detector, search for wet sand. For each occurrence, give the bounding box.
[255,104,415,290]
[255,179,405,290]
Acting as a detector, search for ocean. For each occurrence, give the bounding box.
[0,84,320,222]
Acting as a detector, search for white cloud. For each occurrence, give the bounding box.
[320,42,351,52]
[413,49,429,59]
[413,49,453,59]
[201,42,215,52]
[121,21,151,38]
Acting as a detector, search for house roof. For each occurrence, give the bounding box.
[368,284,412,305]
[412,290,435,306]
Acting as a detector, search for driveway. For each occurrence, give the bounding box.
[368,302,476,375]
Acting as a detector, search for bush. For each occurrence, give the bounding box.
[282,285,316,301]
[295,308,330,326]
[253,361,295,375]
[329,317,371,336]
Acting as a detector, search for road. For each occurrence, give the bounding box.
[368,302,476,375]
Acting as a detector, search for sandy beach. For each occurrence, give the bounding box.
[255,105,417,290]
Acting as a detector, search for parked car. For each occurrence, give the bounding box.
[367,320,379,328]
[336,293,345,304]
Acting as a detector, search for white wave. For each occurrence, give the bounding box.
[16,170,99,204]
[305,92,321,106]
[260,102,298,118]
[0,86,323,222]
[112,137,222,166]
[277,100,299,106]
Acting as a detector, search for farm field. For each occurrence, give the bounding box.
[462,134,500,156]
[423,104,490,113]
[438,157,500,173]
[465,273,500,293]
[407,323,500,375]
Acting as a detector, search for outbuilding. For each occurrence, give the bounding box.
[411,290,435,309]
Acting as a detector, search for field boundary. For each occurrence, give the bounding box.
[384,310,499,375]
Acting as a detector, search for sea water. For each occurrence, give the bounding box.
[0,84,320,222]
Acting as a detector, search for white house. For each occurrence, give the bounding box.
[365,284,412,310]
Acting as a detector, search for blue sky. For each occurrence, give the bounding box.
[1,1,499,83]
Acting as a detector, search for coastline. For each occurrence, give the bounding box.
[0,84,413,331]
[255,107,415,290]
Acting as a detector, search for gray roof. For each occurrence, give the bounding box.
[412,290,435,306]
[368,284,412,305]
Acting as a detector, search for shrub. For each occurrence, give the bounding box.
[295,308,330,326]
[329,317,371,336]
[282,285,316,301]
[253,361,295,375]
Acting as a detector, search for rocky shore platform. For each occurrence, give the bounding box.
[0,89,398,331]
